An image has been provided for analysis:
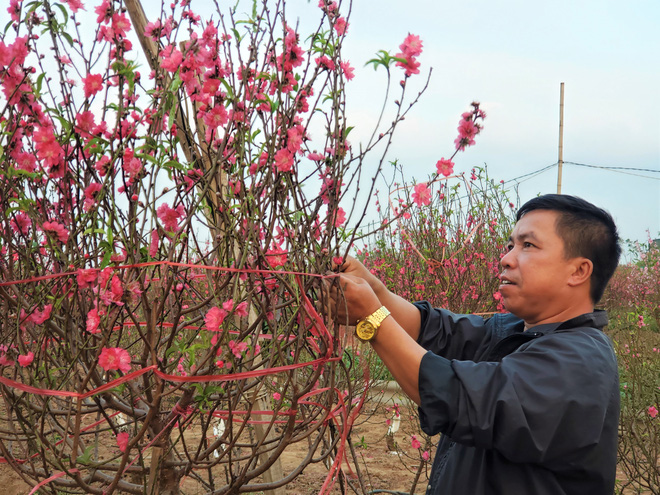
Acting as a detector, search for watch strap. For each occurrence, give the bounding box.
[367,306,391,327]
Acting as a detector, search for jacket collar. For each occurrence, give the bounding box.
[526,309,608,335]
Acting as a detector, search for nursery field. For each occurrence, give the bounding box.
[0,398,656,495]
[0,0,658,493]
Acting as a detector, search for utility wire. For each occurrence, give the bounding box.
[564,161,660,174]
[357,160,658,232]
[503,161,660,185]
[503,163,557,186]
[563,161,660,181]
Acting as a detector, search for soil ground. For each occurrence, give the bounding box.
[0,398,652,494]
[0,400,427,495]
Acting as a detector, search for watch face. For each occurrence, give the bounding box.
[356,321,376,341]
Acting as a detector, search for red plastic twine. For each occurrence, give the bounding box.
[0,260,340,287]
[0,356,342,400]
[1,261,359,492]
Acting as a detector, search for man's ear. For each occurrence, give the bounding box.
[567,257,593,287]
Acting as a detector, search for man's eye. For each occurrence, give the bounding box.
[505,244,513,252]
[523,242,533,248]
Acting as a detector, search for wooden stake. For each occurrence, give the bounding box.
[124,2,286,493]
[147,446,163,495]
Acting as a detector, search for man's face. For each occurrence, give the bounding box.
[498,209,578,326]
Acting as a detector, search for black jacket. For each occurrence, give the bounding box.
[414,302,619,494]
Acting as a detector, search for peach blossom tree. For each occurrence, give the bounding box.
[0,0,463,493]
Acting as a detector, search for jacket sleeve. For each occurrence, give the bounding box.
[414,301,491,360]
[418,329,619,464]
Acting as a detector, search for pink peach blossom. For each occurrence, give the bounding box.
[340,61,355,81]
[10,213,31,235]
[18,352,34,367]
[334,207,346,227]
[265,245,288,268]
[274,149,294,173]
[77,268,99,288]
[235,301,249,317]
[399,34,423,58]
[334,17,348,35]
[0,344,15,367]
[42,221,69,243]
[149,229,160,257]
[412,183,431,207]
[203,105,228,128]
[116,431,129,452]
[315,55,335,71]
[82,73,104,98]
[99,347,131,373]
[30,305,53,325]
[160,45,183,72]
[157,203,185,232]
[436,158,455,177]
[205,307,228,332]
[64,0,84,13]
[228,340,248,358]
[34,126,64,171]
[86,308,101,334]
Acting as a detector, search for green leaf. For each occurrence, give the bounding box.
[82,228,106,236]
[83,137,109,154]
[135,152,157,165]
[365,50,395,71]
[35,72,46,95]
[76,445,95,465]
[163,160,185,171]
[61,31,74,47]
[53,3,69,25]
[220,79,234,100]
[266,95,279,112]
[25,1,42,15]
[170,72,183,93]
[6,167,42,180]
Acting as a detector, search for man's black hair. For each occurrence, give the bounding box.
[516,194,621,304]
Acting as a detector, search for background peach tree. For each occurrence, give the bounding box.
[357,173,660,492]
[353,164,517,489]
[0,0,450,493]
[602,239,660,494]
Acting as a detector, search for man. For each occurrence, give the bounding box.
[331,194,621,494]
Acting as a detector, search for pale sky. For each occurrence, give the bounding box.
[4,0,657,252]
[336,0,660,252]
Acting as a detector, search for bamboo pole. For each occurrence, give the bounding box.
[557,82,565,194]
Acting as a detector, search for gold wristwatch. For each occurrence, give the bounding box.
[355,306,391,342]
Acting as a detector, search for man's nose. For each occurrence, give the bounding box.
[500,248,514,269]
